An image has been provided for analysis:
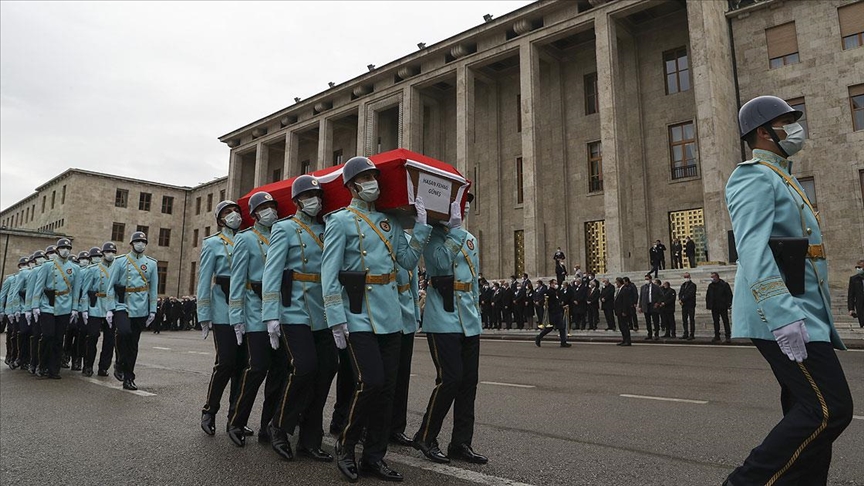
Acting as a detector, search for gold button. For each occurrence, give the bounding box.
[806,228,812,235]
[819,279,824,285]
[361,233,366,238]
[367,286,372,291]
[365,268,370,271]
[303,258,308,263]
[455,263,458,267]
[302,243,307,248]
[362,251,367,256]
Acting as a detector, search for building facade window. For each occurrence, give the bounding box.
[219,189,226,201]
[798,177,818,209]
[111,222,125,242]
[115,189,128,208]
[207,193,213,212]
[516,94,522,132]
[333,148,344,166]
[157,262,168,294]
[301,160,311,174]
[136,225,149,236]
[860,169,864,203]
[195,196,202,215]
[61,185,66,204]
[161,195,174,214]
[786,97,808,137]
[584,72,598,115]
[204,226,210,237]
[139,192,152,211]
[272,168,283,182]
[588,141,603,193]
[766,22,799,69]
[839,2,864,50]
[158,228,171,247]
[189,261,197,295]
[42,196,46,213]
[669,121,699,179]
[51,190,56,209]
[193,228,199,247]
[663,47,690,94]
[851,84,864,131]
[516,157,524,204]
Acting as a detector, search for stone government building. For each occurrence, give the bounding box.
[2,0,863,298]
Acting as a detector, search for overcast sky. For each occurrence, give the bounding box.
[0,1,532,210]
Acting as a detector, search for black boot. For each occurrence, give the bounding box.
[268,422,293,461]
[227,425,246,447]
[201,413,216,436]
[412,437,449,464]
[335,441,359,482]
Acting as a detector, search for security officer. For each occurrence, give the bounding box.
[412,193,488,465]
[106,232,158,390]
[62,249,91,371]
[32,238,83,379]
[390,233,421,447]
[226,191,288,447]
[262,175,336,463]
[93,242,118,376]
[199,200,251,438]
[322,156,432,482]
[77,246,103,377]
[1,258,27,368]
[22,250,47,372]
[723,96,853,485]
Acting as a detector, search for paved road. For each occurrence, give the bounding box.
[2,332,862,485]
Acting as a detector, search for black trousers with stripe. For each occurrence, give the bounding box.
[390,332,415,436]
[29,316,42,370]
[202,325,246,418]
[339,331,401,463]
[98,319,115,372]
[82,316,103,369]
[330,346,356,433]
[5,317,18,364]
[415,333,480,448]
[114,312,145,381]
[726,340,853,485]
[228,331,288,431]
[39,313,69,376]
[273,325,338,449]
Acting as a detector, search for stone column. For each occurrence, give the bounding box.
[456,64,476,177]
[402,84,422,152]
[227,149,242,200]
[356,102,369,156]
[688,0,739,264]
[519,41,542,278]
[317,117,333,171]
[253,142,268,188]
[283,131,297,177]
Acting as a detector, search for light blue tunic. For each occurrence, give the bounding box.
[33,258,82,315]
[421,227,482,337]
[106,253,159,318]
[197,230,236,326]
[229,223,271,332]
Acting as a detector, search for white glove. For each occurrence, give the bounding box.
[201,321,211,340]
[448,200,462,229]
[106,310,114,328]
[14,311,21,322]
[234,323,246,346]
[25,311,32,324]
[414,196,427,226]
[772,320,810,362]
[32,308,41,320]
[71,310,79,324]
[332,323,349,350]
[145,312,155,328]
[82,311,89,324]
[266,320,281,350]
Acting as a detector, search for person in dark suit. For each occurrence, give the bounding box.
[639,275,663,340]
[533,280,547,327]
[490,282,502,330]
[555,260,567,286]
[671,238,683,270]
[649,241,664,278]
[848,260,864,329]
[684,236,696,268]
[553,247,566,263]
[599,279,616,331]
[613,278,632,346]
[479,282,491,329]
[678,272,697,340]
[523,282,535,329]
[513,282,526,330]
[501,282,514,330]
[706,272,733,343]
[586,280,600,331]
[571,279,588,330]
[659,280,676,338]
[535,280,571,347]
[623,277,639,331]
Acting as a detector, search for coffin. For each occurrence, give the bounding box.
[237,148,471,228]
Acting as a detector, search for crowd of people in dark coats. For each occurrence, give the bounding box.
[151,296,199,333]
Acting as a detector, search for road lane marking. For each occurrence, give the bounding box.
[620,394,708,404]
[853,415,864,421]
[152,346,172,350]
[187,351,211,355]
[480,381,536,389]
[322,437,533,486]
[79,376,157,397]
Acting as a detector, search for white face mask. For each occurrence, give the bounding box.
[79,259,90,267]
[48,253,58,261]
[223,211,242,230]
[773,123,805,157]
[133,242,147,254]
[103,252,115,263]
[355,180,380,202]
[257,207,278,227]
[58,248,71,259]
[92,256,102,265]
[300,196,322,217]
[464,202,470,217]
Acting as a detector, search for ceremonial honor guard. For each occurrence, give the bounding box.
[63,250,91,371]
[226,191,287,446]
[106,232,158,390]
[723,96,853,485]
[322,156,432,482]
[23,250,48,373]
[1,259,26,369]
[79,246,108,377]
[390,234,421,447]
[263,175,336,462]
[412,193,488,465]
[199,200,249,437]
[32,238,82,379]
[92,242,118,376]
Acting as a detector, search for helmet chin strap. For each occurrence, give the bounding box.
[762,123,789,158]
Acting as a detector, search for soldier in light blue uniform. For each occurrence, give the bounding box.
[262,175,336,463]
[389,233,421,447]
[106,231,158,391]
[199,200,251,438]
[23,249,48,373]
[723,96,853,485]
[1,257,27,369]
[63,250,91,371]
[226,191,288,447]
[32,238,83,379]
[412,193,487,465]
[323,156,432,482]
[78,246,108,377]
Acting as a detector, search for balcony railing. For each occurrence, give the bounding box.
[672,164,699,180]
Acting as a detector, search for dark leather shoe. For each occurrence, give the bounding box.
[201,413,216,436]
[711,336,721,343]
[413,438,449,464]
[617,342,631,346]
[297,446,333,462]
[243,425,254,436]
[258,429,270,444]
[268,423,293,461]
[227,426,246,447]
[560,342,572,347]
[725,338,732,344]
[48,374,61,380]
[97,369,109,376]
[123,380,137,390]
[448,443,488,464]
[359,459,403,482]
[679,335,688,340]
[113,369,124,382]
[390,432,413,447]
[534,336,541,347]
[335,441,359,482]
[687,335,695,341]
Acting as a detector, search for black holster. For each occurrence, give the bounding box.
[114,284,126,304]
[339,271,367,314]
[431,275,456,313]
[281,270,294,307]
[18,290,26,301]
[249,282,262,300]
[768,237,808,296]
[88,291,98,308]
[214,276,230,304]
[44,289,56,307]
